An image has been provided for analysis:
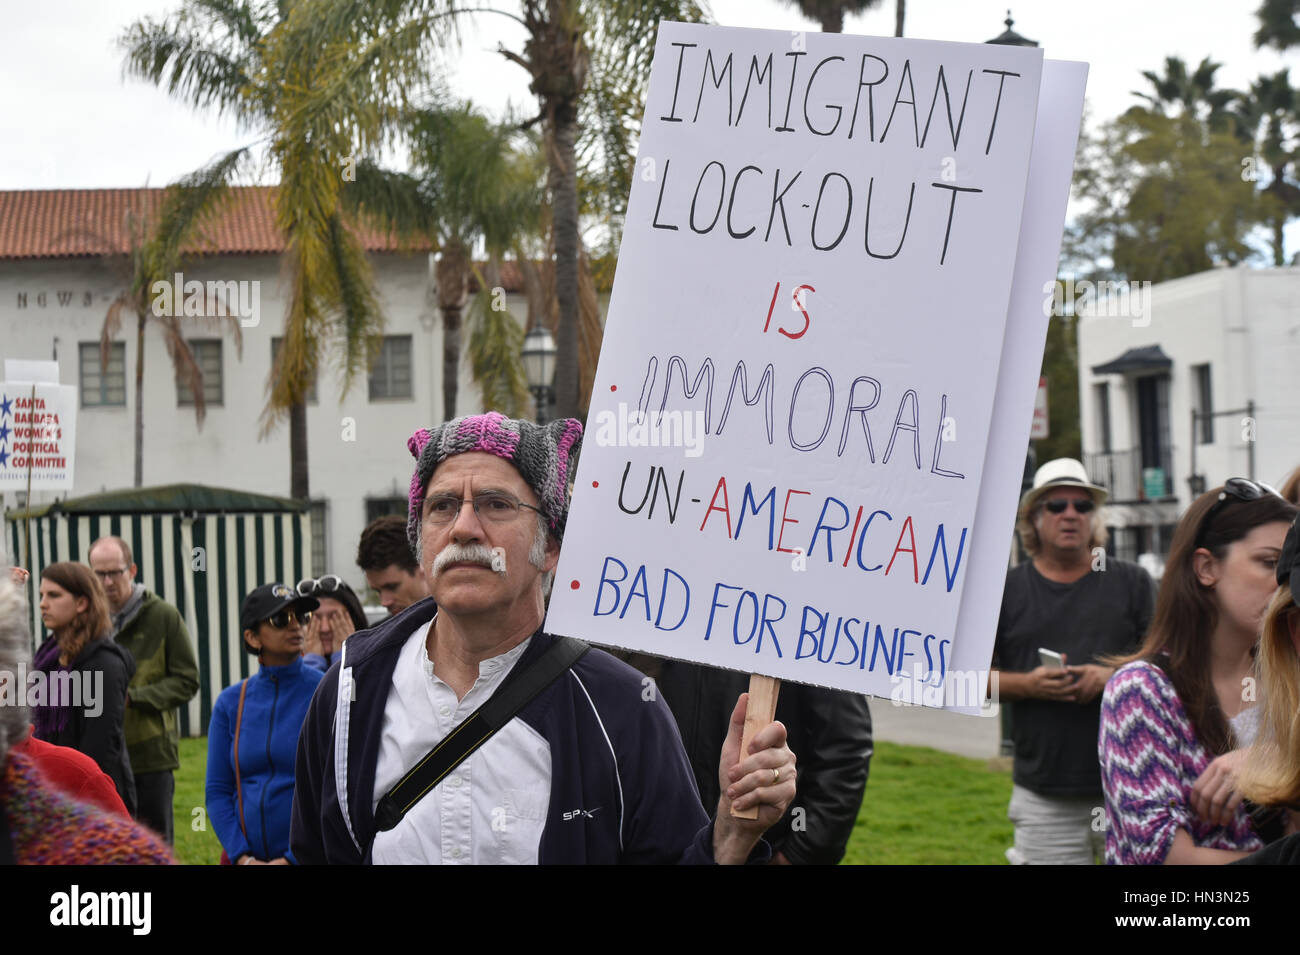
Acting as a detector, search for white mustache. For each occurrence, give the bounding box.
[433,543,506,577]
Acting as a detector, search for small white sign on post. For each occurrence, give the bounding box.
[0,367,78,491]
[547,23,1084,707]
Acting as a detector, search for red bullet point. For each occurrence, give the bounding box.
[610,384,617,392]
[592,481,599,488]
[570,580,581,590]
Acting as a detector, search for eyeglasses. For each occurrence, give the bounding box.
[1194,478,1283,548]
[1043,498,1095,515]
[423,492,542,525]
[93,567,130,581]
[297,575,343,597]
[264,607,312,630]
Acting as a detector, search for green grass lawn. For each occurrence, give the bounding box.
[842,741,1014,864]
[174,738,224,865]
[173,736,1012,865]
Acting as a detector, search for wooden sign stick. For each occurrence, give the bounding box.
[730,673,781,820]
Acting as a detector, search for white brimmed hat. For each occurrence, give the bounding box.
[1020,458,1108,512]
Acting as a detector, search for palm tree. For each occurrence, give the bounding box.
[466,256,532,418]
[120,0,391,499]
[1232,71,1300,265]
[781,0,883,33]
[278,0,708,421]
[63,175,245,487]
[344,102,544,418]
[1131,56,1241,134]
[1255,0,1300,51]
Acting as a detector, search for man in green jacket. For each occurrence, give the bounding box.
[89,536,200,844]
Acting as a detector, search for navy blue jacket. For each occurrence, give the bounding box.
[207,656,323,862]
[290,599,748,864]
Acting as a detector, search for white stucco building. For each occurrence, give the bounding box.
[0,187,546,589]
[1077,265,1300,567]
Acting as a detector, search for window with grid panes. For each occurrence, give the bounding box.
[79,342,127,407]
[368,335,413,400]
[176,340,223,406]
[1193,364,1214,444]
[365,498,407,525]
[310,501,328,576]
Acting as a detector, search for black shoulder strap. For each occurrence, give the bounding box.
[372,635,589,835]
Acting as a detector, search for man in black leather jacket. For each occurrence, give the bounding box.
[648,658,872,865]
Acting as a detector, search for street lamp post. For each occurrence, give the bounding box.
[1188,399,1257,497]
[521,325,557,424]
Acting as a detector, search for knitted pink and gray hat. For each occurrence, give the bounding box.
[406,412,584,558]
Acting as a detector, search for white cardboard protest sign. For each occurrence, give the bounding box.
[938,58,1090,714]
[0,378,78,491]
[548,22,1074,703]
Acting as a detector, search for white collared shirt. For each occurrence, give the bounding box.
[370,620,552,864]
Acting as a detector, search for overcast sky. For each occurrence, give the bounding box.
[1,1,1294,251]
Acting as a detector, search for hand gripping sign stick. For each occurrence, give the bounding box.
[730,674,781,820]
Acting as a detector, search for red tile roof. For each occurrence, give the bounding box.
[0,187,430,260]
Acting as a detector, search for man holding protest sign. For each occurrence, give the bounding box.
[290,412,796,864]
[656,660,872,864]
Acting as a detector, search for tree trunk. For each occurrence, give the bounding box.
[518,258,548,334]
[895,0,905,36]
[290,398,309,500]
[1268,173,1286,266]
[576,248,604,414]
[550,101,582,421]
[820,10,844,33]
[442,302,462,419]
[134,312,145,488]
[435,246,469,419]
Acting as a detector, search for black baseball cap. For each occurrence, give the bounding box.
[240,582,319,632]
[1279,513,1300,599]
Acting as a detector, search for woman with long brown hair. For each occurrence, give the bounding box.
[32,562,137,814]
[1234,515,1300,860]
[1098,480,1295,864]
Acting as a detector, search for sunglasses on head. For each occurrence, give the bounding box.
[265,606,312,630]
[1194,478,1283,548]
[297,575,343,598]
[1043,498,1095,515]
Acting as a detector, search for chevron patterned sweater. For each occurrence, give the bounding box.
[1098,661,1261,865]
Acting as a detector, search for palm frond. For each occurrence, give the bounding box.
[324,210,385,392]
[158,317,208,426]
[101,295,131,369]
[150,146,251,276]
[466,259,529,418]
[342,159,440,240]
[118,4,266,122]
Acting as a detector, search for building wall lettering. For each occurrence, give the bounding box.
[14,290,97,308]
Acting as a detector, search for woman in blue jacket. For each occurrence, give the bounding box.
[206,583,323,865]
